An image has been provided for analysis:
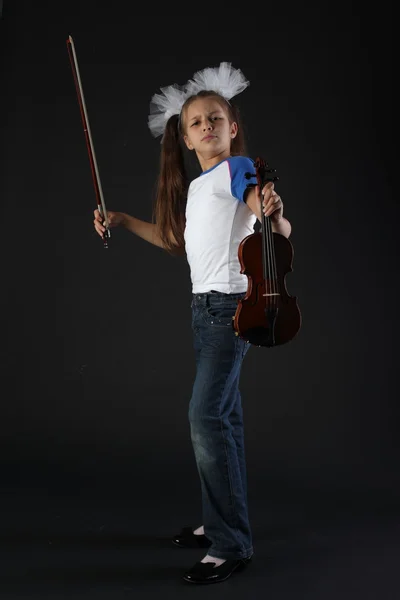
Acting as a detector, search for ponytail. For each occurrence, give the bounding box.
[151,114,187,256]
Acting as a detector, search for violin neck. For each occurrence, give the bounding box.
[254,156,279,283]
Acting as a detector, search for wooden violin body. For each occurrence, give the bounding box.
[233,231,301,346]
[232,157,301,347]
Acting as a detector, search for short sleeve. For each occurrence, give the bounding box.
[227,156,257,203]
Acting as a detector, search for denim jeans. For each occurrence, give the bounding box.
[188,290,253,560]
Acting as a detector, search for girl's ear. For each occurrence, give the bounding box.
[230,122,238,138]
[183,135,194,150]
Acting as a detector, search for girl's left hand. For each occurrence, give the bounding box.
[259,182,283,223]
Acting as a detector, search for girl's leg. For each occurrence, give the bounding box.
[188,292,253,561]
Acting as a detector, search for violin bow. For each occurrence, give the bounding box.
[66,35,110,248]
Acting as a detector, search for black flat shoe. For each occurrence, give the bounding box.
[182,556,252,584]
[172,526,211,548]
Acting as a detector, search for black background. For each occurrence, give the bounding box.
[0,1,396,597]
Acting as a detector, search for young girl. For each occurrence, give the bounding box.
[93,63,291,584]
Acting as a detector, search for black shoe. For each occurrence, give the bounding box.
[182,556,252,584]
[172,526,211,549]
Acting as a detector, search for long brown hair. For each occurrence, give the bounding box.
[151,91,247,256]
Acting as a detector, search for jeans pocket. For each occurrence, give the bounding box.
[204,303,237,327]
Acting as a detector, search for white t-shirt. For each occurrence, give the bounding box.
[184,155,257,294]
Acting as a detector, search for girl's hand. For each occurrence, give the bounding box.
[258,182,283,223]
[93,209,124,239]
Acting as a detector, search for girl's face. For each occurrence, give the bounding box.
[182,96,238,160]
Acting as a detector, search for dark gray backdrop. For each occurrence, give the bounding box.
[0,1,396,524]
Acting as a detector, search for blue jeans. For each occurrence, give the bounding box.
[189,290,253,560]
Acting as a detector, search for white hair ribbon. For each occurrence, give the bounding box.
[147,62,250,138]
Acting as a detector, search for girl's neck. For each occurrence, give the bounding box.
[198,150,231,172]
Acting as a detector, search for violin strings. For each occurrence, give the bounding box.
[262,198,278,311]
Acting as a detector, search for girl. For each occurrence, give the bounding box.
[93,63,291,584]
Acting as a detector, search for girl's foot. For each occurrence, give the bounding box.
[193,525,204,535]
[200,553,226,567]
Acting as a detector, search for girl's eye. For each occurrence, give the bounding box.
[190,117,220,127]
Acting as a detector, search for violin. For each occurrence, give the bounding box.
[232,157,301,347]
[66,35,110,248]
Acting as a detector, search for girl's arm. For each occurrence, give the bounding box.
[120,213,178,249]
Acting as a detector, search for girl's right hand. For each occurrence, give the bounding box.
[93,209,124,238]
